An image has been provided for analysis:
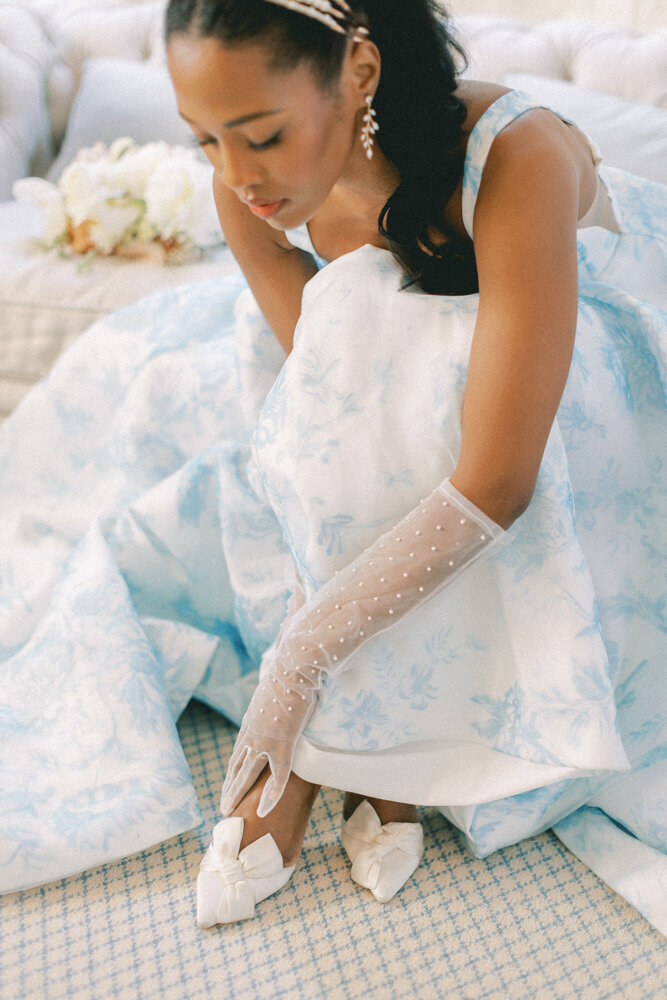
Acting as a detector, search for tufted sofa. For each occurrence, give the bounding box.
[1,0,666,417]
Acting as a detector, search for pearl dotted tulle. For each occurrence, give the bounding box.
[220,478,505,817]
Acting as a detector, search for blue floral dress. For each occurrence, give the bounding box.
[0,92,664,931]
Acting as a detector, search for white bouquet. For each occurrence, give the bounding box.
[13,138,223,264]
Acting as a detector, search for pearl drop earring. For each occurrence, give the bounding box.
[361,94,379,159]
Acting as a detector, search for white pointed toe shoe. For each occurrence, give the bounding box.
[196,817,295,927]
[342,800,424,903]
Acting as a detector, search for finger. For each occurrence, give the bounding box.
[220,745,250,804]
[256,761,290,818]
[221,756,261,815]
[220,745,254,812]
[220,752,267,815]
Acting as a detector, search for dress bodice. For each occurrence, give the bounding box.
[284,89,618,260]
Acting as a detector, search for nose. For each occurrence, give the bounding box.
[217,142,264,195]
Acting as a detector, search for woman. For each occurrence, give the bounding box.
[0,0,664,930]
[161,0,665,927]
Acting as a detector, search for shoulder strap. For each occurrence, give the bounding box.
[461,89,554,240]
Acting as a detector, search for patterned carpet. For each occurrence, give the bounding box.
[1,700,664,1000]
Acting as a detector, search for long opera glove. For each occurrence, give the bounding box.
[220,479,507,817]
[218,582,315,819]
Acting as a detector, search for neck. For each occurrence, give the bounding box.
[335,144,400,224]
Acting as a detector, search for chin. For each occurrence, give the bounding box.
[269,197,322,233]
[265,216,289,231]
[267,212,306,233]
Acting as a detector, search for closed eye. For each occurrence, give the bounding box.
[248,131,282,151]
[189,131,281,151]
[189,136,216,149]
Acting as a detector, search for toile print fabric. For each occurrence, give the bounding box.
[0,92,664,933]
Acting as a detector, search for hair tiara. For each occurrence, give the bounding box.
[262,0,369,41]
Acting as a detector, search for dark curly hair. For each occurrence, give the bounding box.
[165,0,477,294]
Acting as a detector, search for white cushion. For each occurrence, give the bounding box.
[39,0,167,145]
[449,2,667,35]
[456,16,564,83]
[0,4,55,195]
[539,20,667,108]
[47,57,193,180]
[455,16,667,108]
[0,200,240,418]
[504,73,667,185]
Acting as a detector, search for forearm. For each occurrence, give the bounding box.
[213,175,316,355]
[273,477,507,684]
[238,246,317,356]
[221,476,507,817]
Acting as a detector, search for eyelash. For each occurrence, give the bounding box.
[191,132,282,152]
[248,132,282,151]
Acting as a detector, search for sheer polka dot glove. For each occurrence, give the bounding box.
[219,648,321,818]
[220,479,506,817]
[219,581,317,819]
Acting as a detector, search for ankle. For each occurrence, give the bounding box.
[232,769,320,867]
[344,793,418,825]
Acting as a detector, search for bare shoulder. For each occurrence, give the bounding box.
[456,80,598,226]
[455,79,510,137]
[457,79,594,169]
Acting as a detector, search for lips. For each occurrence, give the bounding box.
[245,199,286,220]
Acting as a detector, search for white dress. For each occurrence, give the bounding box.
[0,91,665,932]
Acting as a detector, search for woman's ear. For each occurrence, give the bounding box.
[345,38,381,101]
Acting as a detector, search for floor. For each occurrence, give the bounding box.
[1,700,664,1000]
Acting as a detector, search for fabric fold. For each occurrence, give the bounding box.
[0,524,202,894]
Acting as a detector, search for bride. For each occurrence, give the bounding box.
[1,0,664,932]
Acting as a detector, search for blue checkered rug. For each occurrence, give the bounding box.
[1,700,664,1000]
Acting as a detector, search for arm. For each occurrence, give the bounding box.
[214,175,317,355]
[221,478,507,817]
[451,108,595,526]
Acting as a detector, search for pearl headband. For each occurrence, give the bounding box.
[263,0,369,41]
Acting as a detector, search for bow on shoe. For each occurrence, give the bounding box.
[197,817,286,926]
[343,800,424,903]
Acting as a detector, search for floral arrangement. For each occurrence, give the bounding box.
[13,138,223,264]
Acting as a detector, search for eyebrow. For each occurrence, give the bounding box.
[180,109,282,129]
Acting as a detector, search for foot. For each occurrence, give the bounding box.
[196,769,320,928]
[343,792,417,825]
[342,795,423,903]
[233,767,320,867]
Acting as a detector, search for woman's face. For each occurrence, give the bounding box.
[167,33,360,230]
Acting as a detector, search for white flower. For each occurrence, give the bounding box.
[59,159,118,225]
[13,139,222,261]
[58,159,141,253]
[88,198,142,255]
[70,141,108,165]
[12,177,67,244]
[144,151,218,247]
[111,141,168,197]
[108,137,135,161]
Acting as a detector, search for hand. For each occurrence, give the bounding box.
[220,650,320,818]
[221,578,310,816]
